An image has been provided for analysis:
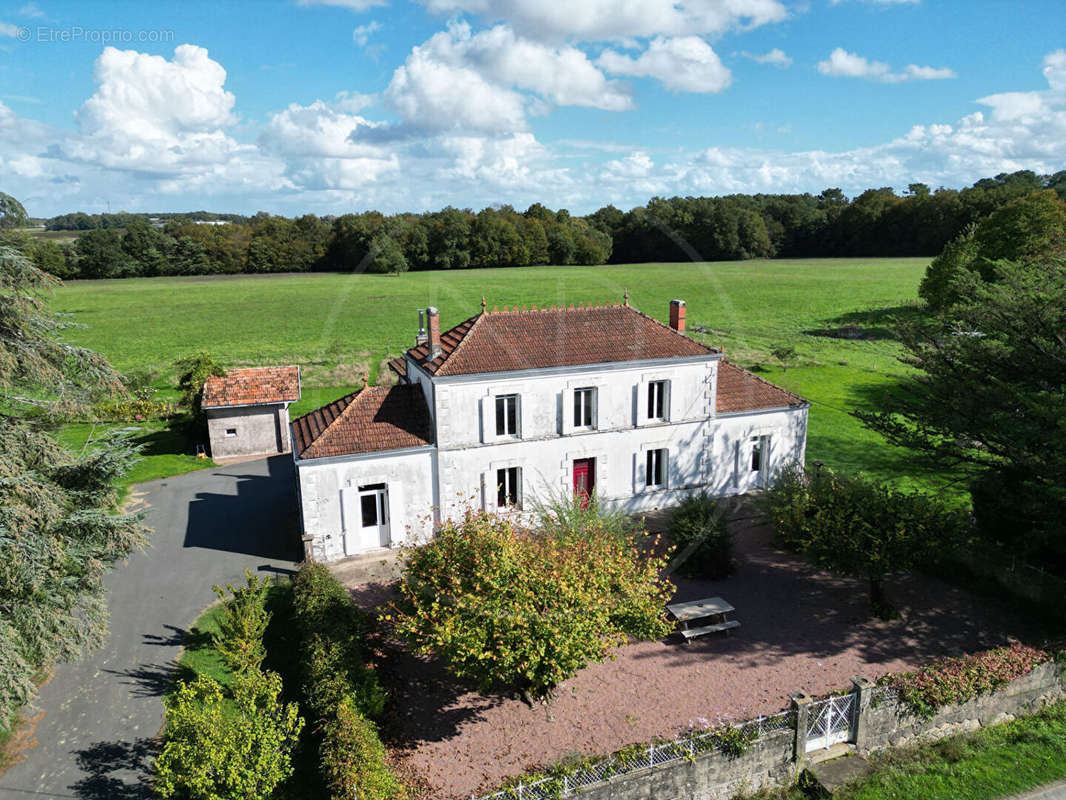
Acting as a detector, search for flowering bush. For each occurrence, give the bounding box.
[881,643,1050,718]
[389,508,674,697]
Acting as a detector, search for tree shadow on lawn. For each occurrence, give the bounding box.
[632,524,1049,677]
[70,737,157,800]
[804,303,925,343]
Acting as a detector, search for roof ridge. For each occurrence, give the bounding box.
[432,311,485,375]
[623,304,714,354]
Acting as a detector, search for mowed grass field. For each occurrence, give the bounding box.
[49,258,950,491]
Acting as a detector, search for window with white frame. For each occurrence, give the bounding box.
[647,380,667,421]
[573,387,596,429]
[646,448,666,488]
[495,394,519,437]
[497,466,521,508]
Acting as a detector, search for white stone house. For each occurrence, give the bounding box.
[291,299,809,563]
[202,366,301,460]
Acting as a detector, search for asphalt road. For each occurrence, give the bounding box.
[0,456,301,799]
[1013,780,1066,800]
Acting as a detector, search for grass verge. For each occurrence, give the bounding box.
[52,418,217,499]
[753,700,1066,800]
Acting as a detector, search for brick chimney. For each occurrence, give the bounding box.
[427,306,442,359]
[669,299,686,333]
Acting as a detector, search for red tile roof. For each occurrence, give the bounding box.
[386,356,407,381]
[202,366,301,408]
[291,384,433,459]
[716,360,807,413]
[407,304,715,376]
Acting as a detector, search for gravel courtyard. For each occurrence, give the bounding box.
[352,519,1045,799]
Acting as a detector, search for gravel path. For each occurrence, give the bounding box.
[370,521,1045,798]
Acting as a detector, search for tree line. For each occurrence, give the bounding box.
[3,169,1065,280]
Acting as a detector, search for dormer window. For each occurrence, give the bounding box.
[496,394,519,437]
[648,380,667,421]
[573,387,597,429]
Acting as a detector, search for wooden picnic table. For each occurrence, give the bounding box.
[667,596,740,640]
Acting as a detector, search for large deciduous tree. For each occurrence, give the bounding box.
[0,192,28,229]
[0,244,145,728]
[861,254,1066,563]
[920,190,1066,309]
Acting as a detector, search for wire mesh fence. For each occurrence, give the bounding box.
[467,708,798,800]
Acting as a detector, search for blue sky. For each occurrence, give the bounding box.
[1,0,1064,217]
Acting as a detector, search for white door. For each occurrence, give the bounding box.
[358,484,390,550]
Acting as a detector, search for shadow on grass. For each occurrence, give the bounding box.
[804,303,925,343]
[70,738,157,800]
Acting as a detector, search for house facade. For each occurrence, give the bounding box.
[292,299,808,563]
[202,366,301,460]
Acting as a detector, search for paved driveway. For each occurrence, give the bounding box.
[0,456,302,799]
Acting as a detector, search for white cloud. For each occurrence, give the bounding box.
[740,48,792,68]
[0,21,21,36]
[18,3,44,17]
[352,21,382,46]
[417,0,788,42]
[386,42,530,134]
[903,64,956,80]
[599,36,731,93]
[298,0,387,12]
[382,22,631,135]
[818,48,955,83]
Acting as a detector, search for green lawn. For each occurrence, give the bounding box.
[760,701,1066,800]
[54,420,218,497]
[49,258,946,488]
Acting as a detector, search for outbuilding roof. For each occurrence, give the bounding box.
[202,366,301,409]
[406,303,716,377]
[291,384,434,460]
[715,360,808,413]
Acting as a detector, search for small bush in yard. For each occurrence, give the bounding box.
[390,507,674,698]
[212,570,270,675]
[668,491,734,579]
[759,463,968,617]
[320,696,405,800]
[881,643,1050,718]
[155,670,303,800]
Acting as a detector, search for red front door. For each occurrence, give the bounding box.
[573,458,595,508]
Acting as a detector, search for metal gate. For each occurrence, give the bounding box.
[806,692,855,752]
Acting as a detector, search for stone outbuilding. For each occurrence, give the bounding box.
[202,366,302,460]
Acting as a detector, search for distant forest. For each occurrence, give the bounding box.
[11,169,1066,280]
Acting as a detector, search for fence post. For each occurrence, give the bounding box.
[850,676,874,753]
[790,693,812,763]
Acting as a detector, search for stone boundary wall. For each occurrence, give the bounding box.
[535,663,1064,800]
[856,661,1065,753]
[571,728,796,800]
